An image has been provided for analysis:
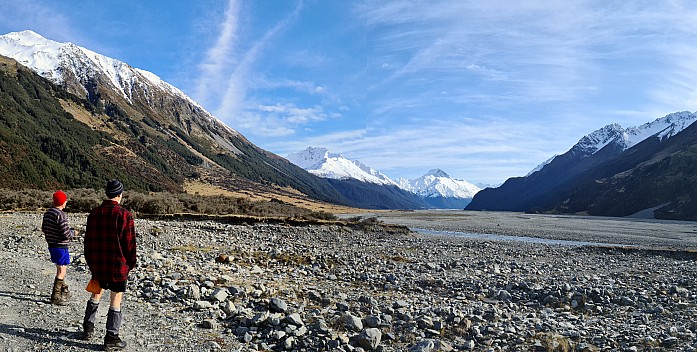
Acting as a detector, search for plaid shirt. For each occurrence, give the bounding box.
[85,200,137,282]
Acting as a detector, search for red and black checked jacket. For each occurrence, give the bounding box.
[85,200,137,282]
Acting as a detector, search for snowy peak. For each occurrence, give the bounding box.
[286,147,340,170]
[529,111,697,178]
[571,123,625,156]
[0,30,231,133]
[570,111,697,157]
[287,147,396,186]
[396,170,481,199]
[624,111,697,147]
[425,169,450,178]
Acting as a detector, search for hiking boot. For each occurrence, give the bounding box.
[103,332,126,351]
[82,322,94,340]
[50,278,67,306]
[61,282,71,301]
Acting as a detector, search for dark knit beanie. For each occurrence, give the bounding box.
[105,179,124,198]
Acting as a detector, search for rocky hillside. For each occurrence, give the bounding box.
[0,51,349,206]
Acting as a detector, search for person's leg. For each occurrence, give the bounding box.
[48,249,69,305]
[109,291,123,310]
[82,288,104,340]
[104,289,127,349]
[55,265,66,279]
[56,265,71,299]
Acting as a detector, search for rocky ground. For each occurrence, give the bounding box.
[0,211,696,351]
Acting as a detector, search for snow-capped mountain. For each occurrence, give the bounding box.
[468,111,697,215]
[571,111,697,157]
[0,30,354,206]
[526,111,697,176]
[287,147,396,186]
[0,30,234,135]
[396,169,481,199]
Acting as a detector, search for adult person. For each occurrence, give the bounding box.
[82,179,137,351]
[41,190,77,305]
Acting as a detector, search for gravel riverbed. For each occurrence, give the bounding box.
[0,211,696,351]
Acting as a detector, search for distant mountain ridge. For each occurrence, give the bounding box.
[287,147,396,186]
[286,147,424,209]
[0,30,351,206]
[468,111,697,220]
[288,147,481,209]
[396,169,481,208]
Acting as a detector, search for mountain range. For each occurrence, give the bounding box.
[0,30,350,206]
[287,147,481,209]
[4,29,697,219]
[467,111,697,220]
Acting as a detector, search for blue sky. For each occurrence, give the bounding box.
[2,1,697,185]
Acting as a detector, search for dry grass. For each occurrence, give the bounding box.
[184,180,364,214]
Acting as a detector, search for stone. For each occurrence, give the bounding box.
[284,313,304,326]
[201,319,217,329]
[193,300,212,310]
[270,297,288,313]
[341,313,364,332]
[354,328,382,350]
[210,288,228,302]
[364,315,381,328]
[183,284,201,300]
[409,339,435,352]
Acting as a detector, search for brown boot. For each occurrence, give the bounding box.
[60,281,71,301]
[50,278,67,306]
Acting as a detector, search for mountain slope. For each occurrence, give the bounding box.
[0,30,350,206]
[467,111,697,220]
[287,147,426,209]
[555,120,697,220]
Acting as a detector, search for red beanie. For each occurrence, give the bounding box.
[52,190,68,207]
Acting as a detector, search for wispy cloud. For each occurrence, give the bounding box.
[193,0,240,108]
[0,0,78,43]
[216,2,304,124]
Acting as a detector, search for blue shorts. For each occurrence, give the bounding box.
[48,247,71,266]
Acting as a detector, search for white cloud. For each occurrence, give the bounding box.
[0,0,80,44]
[257,103,331,124]
[193,0,240,108]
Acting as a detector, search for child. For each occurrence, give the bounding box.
[41,190,77,305]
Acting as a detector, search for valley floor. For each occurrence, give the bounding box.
[0,211,696,351]
[355,210,697,250]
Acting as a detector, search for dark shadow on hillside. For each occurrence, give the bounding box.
[0,290,46,304]
[0,323,100,350]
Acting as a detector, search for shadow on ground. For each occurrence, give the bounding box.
[0,323,101,350]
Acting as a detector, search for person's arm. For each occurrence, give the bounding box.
[121,211,137,271]
[58,211,75,241]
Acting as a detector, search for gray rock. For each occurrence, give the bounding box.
[183,284,201,300]
[284,313,304,326]
[210,288,228,302]
[364,315,381,328]
[409,339,435,352]
[201,319,217,329]
[354,328,382,350]
[341,313,364,332]
[270,297,288,313]
[193,300,213,310]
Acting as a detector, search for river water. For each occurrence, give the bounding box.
[414,228,634,247]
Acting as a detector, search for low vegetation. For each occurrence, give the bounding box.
[0,188,337,220]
